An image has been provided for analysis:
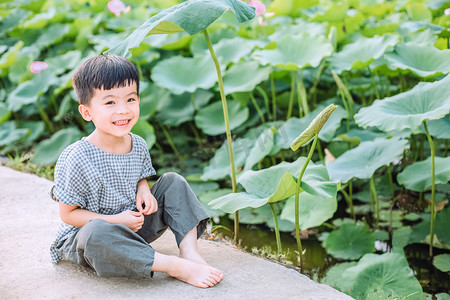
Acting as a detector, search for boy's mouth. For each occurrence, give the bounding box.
[113,119,131,126]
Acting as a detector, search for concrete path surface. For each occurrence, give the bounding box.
[0,165,352,300]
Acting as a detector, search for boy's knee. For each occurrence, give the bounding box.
[162,172,186,184]
[79,219,112,244]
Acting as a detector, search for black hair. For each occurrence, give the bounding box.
[72,54,139,105]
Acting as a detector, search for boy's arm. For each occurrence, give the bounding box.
[59,202,144,232]
[136,178,158,215]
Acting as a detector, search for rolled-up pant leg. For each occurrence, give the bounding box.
[137,172,210,246]
[57,219,154,279]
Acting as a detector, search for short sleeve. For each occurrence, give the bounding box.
[52,153,88,208]
[135,134,156,180]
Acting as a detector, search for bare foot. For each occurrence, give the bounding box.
[169,257,224,288]
[180,249,209,265]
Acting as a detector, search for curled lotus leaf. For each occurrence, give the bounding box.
[290,104,337,151]
[105,0,255,58]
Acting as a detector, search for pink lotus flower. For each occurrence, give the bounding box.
[249,1,274,25]
[445,8,450,16]
[29,61,48,74]
[108,0,130,17]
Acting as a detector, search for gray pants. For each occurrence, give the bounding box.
[56,172,209,279]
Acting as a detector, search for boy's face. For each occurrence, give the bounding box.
[78,82,140,139]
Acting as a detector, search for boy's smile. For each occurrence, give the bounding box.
[78,82,140,148]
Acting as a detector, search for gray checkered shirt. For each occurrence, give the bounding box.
[49,133,156,263]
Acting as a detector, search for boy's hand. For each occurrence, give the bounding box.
[136,188,158,215]
[116,210,144,232]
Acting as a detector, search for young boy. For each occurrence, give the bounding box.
[49,54,224,288]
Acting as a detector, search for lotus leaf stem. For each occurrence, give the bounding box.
[369,175,379,228]
[250,92,265,123]
[35,101,55,133]
[340,188,355,221]
[270,72,276,121]
[190,93,196,111]
[308,60,325,109]
[269,203,282,254]
[188,122,202,147]
[296,72,309,117]
[160,124,180,158]
[287,71,296,119]
[294,133,319,267]
[387,164,395,200]
[368,67,380,100]
[255,86,270,121]
[423,121,436,257]
[316,138,324,161]
[203,29,239,242]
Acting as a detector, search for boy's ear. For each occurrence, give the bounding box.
[78,105,92,121]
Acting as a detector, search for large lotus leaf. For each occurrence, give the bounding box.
[325,223,375,260]
[275,104,347,149]
[104,0,255,58]
[410,207,450,245]
[209,37,256,64]
[139,82,170,119]
[415,116,450,139]
[195,100,249,136]
[19,121,45,145]
[268,21,326,43]
[35,24,70,49]
[354,75,450,132]
[222,61,271,95]
[323,262,357,293]
[189,27,238,54]
[328,34,399,74]
[0,41,23,69]
[198,189,230,218]
[0,121,29,147]
[209,157,338,213]
[155,89,212,126]
[397,157,450,192]
[384,43,450,78]
[243,128,274,171]
[45,50,82,76]
[231,205,273,225]
[304,2,349,22]
[201,137,252,181]
[7,69,58,112]
[252,33,333,71]
[327,137,408,183]
[151,55,218,95]
[0,103,11,123]
[402,29,438,46]
[343,253,423,299]
[0,9,31,36]
[131,119,155,150]
[433,254,450,272]
[142,32,191,50]
[34,127,83,165]
[280,192,337,230]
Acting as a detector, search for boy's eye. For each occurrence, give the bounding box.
[127,98,136,102]
[105,101,115,105]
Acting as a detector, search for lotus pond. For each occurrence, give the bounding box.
[1,0,450,299]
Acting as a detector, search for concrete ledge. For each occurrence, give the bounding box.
[0,165,352,300]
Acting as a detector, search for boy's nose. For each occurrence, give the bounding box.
[115,103,129,114]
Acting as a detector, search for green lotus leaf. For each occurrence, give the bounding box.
[35,24,70,49]
[131,119,155,150]
[139,82,170,120]
[361,15,400,37]
[266,215,295,232]
[34,127,83,165]
[198,189,230,218]
[151,55,219,95]
[410,207,450,245]
[23,6,56,29]
[222,61,271,95]
[328,34,399,74]
[201,137,252,181]
[209,157,338,213]
[406,2,432,22]
[344,253,423,299]
[252,33,333,71]
[243,128,274,171]
[231,206,273,225]
[275,104,346,149]
[155,89,212,126]
[267,21,326,43]
[7,69,58,112]
[209,37,256,65]
[45,50,82,76]
[290,104,338,151]
[105,0,255,58]
[0,122,29,147]
[384,43,450,78]
[305,2,349,22]
[195,100,249,136]
[323,262,357,293]
[0,41,23,69]
[397,157,450,192]
[0,9,31,36]
[327,137,408,183]
[402,28,438,45]
[354,74,450,132]
[397,21,445,35]
[325,223,375,260]
[0,103,11,124]
[433,254,450,272]
[280,192,337,230]
[415,116,450,139]
[143,32,191,50]
[189,27,238,55]
[392,227,413,255]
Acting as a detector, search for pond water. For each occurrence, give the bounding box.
[214,217,450,295]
